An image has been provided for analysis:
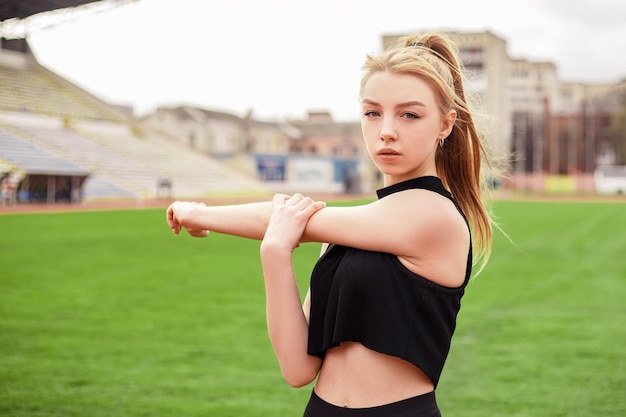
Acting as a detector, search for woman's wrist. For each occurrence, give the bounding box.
[260,240,295,258]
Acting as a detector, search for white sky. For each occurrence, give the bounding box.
[17,0,626,121]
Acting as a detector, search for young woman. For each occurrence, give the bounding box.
[167,33,494,417]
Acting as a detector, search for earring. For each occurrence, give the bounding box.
[439,137,445,147]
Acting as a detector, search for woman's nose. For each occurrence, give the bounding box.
[380,118,397,141]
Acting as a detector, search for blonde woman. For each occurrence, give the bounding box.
[167,33,494,417]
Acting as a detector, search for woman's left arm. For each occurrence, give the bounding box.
[260,194,324,388]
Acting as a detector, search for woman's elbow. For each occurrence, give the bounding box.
[282,368,318,388]
[280,359,320,388]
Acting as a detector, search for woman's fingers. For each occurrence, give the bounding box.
[166,201,208,236]
[291,194,325,216]
[166,203,181,235]
[303,200,326,215]
[269,193,325,216]
[187,229,209,238]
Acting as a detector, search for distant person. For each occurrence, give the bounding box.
[166,33,495,416]
[1,176,7,205]
[1,176,15,205]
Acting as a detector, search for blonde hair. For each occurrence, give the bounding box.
[360,33,494,271]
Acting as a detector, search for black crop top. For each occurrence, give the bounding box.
[307,176,472,387]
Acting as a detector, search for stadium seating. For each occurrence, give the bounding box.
[0,64,125,121]
[0,58,269,202]
[0,112,268,200]
[0,128,87,175]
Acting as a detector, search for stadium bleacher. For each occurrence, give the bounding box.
[0,34,268,203]
[0,128,89,202]
[0,63,127,121]
[0,129,88,176]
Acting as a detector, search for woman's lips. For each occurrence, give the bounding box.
[377,148,400,161]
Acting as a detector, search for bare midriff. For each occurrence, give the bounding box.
[314,341,434,408]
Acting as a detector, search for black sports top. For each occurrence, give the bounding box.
[307,176,472,387]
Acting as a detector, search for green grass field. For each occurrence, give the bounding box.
[0,200,624,417]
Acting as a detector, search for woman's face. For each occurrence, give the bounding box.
[360,71,455,185]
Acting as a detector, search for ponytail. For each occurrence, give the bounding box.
[361,33,495,273]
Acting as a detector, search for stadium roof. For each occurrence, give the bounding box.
[0,1,103,22]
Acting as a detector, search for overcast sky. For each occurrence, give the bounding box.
[19,0,626,121]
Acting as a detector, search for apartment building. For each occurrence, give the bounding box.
[141,106,287,157]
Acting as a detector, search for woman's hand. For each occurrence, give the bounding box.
[166,201,209,237]
[262,194,326,252]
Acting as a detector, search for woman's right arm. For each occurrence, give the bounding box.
[166,200,273,240]
[167,189,461,265]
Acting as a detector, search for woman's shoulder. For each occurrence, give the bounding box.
[385,189,470,286]
[382,185,461,225]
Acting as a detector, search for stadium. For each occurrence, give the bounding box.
[0,1,279,207]
[0,0,377,211]
[0,2,624,417]
[2,1,626,212]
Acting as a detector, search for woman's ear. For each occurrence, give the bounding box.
[440,109,457,138]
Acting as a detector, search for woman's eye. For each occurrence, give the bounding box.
[403,113,419,119]
[363,110,380,117]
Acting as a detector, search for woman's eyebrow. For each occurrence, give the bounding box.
[361,98,427,108]
[396,100,426,108]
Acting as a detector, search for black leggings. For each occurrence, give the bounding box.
[303,389,441,417]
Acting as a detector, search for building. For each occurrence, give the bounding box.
[290,111,369,192]
[141,107,370,194]
[143,106,277,156]
[509,59,558,190]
